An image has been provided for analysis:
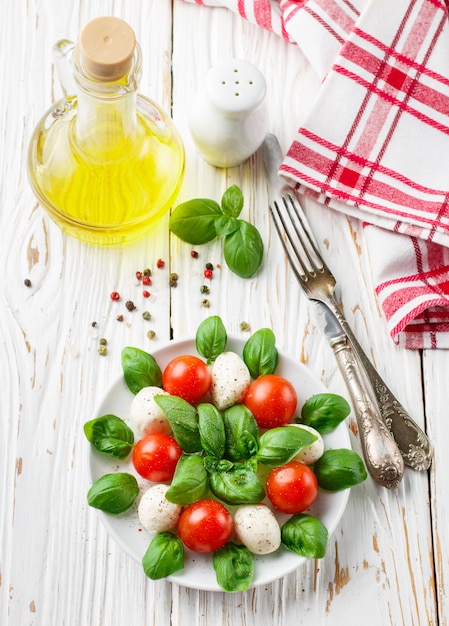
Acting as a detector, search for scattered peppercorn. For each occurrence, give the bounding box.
[135,271,143,281]
[126,300,136,311]
[110,291,120,301]
[156,259,165,269]
[240,321,251,332]
[142,311,152,321]
[143,268,152,276]
[99,338,107,346]
[191,250,199,258]
[24,278,32,287]
[200,285,210,294]
[142,290,151,298]
[169,272,178,287]
[205,262,214,270]
[201,299,210,308]
[142,275,151,286]
[204,268,213,279]
[116,315,124,322]
[147,330,156,339]
[91,321,98,327]
[98,345,107,356]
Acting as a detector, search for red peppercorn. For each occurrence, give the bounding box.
[135,271,143,281]
[143,290,151,298]
[204,269,213,279]
[142,275,152,286]
[191,250,199,258]
[156,259,165,269]
[110,291,120,301]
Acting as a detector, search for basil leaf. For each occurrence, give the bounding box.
[165,454,209,505]
[210,466,265,505]
[221,185,244,218]
[299,393,351,434]
[256,426,317,468]
[87,472,139,514]
[169,198,222,244]
[154,395,201,453]
[84,414,134,460]
[223,220,264,278]
[215,215,239,237]
[313,449,367,491]
[121,347,162,395]
[204,456,234,474]
[213,542,254,592]
[242,328,278,378]
[142,532,184,580]
[281,514,328,558]
[223,405,259,461]
[195,315,227,365]
[198,403,226,458]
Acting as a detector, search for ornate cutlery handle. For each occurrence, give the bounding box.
[331,337,404,489]
[326,297,432,471]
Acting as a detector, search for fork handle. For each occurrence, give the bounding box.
[325,297,432,471]
[331,336,404,489]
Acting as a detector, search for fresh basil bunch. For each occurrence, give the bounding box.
[169,185,264,278]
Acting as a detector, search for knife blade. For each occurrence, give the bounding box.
[311,302,404,489]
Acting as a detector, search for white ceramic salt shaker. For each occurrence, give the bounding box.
[188,59,268,168]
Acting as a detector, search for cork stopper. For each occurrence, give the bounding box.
[79,16,136,81]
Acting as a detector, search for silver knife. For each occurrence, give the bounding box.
[312,302,404,489]
[262,133,432,471]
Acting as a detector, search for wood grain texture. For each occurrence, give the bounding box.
[0,0,443,625]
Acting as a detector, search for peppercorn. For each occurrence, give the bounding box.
[143,268,152,276]
[142,311,151,321]
[24,278,32,287]
[156,259,165,269]
[200,285,210,294]
[126,300,136,311]
[98,345,107,356]
[99,338,107,346]
[142,275,151,286]
[204,269,213,279]
[191,250,199,258]
[135,271,143,281]
[142,291,150,298]
[91,321,98,327]
[201,299,210,308]
[205,262,214,270]
[116,315,124,322]
[169,272,178,287]
[110,291,120,301]
[240,321,251,332]
[147,330,156,339]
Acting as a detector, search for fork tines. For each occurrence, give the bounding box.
[269,193,324,279]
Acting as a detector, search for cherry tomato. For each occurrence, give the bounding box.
[132,433,182,482]
[266,461,318,514]
[243,374,297,429]
[177,499,233,553]
[162,355,211,405]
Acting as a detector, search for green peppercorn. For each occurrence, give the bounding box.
[200,285,210,294]
[201,299,210,308]
[99,338,107,346]
[98,345,107,356]
[147,330,156,339]
[142,311,151,321]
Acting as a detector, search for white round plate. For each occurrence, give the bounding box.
[87,336,351,591]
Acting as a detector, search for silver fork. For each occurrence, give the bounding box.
[269,192,433,475]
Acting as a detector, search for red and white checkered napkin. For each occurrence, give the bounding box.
[183,0,449,349]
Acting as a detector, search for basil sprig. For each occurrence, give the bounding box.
[223,405,259,462]
[121,346,162,394]
[142,532,184,580]
[281,514,328,558]
[298,393,351,434]
[87,472,139,514]
[242,328,278,378]
[210,466,265,505]
[213,542,254,592]
[165,454,209,505]
[169,185,264,278]
[313,449,368,490]
[84,414,134,460]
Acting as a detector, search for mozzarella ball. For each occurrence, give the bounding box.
[138,484,182,533]
[210,351,251,410]
[130,386,171,436]
[290,423,324,464]
[234,504,281,555]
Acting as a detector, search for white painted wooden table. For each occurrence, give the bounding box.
[1,1,446,624]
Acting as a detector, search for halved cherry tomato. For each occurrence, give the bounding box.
[162,355,211,405]
[266,461,318,514]
[243,374,297,429]
[177,499,233,553]
[132,433,182,482]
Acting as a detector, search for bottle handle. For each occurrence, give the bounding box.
[53,39,77,103]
